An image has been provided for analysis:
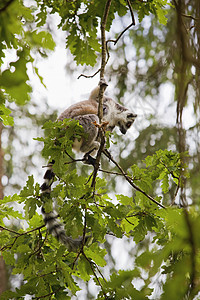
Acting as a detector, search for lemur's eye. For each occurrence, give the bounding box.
[103,105,107,114]
[126,121,132,128]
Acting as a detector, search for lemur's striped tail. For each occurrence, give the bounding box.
[40,160,55,193]
[41,161,88,252]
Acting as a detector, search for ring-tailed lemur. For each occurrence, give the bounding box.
[41,80,137,251]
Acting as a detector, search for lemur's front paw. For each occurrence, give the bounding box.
[99,78,108,88]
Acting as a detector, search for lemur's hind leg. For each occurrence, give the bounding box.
[73,114,100,166]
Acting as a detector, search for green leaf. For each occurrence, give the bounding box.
[77,255,92,281]
[2,251,15,265]
[30,30,56,50]
[116,194,134,206]
[20,175,34,197]
[121,215,139,234]
[0,50,32,105]
[0,104,14,126]
[85,243,107,267]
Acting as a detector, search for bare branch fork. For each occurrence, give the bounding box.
[78,0,135,79]
[107,0,135,45]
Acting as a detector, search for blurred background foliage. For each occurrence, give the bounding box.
[0,0,200,299]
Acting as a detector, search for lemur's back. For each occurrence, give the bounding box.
[58,99,98,121]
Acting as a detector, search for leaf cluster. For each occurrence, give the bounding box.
[0,0,55,125]
[1,119,198,298]
[1,0,200,298]
[34,0,170,67]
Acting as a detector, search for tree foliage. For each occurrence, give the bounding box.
[1,0,200,299]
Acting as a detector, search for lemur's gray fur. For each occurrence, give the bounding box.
[41,80,137,251]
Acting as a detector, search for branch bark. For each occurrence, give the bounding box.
[98,0,112,121]
[91,0,112,188]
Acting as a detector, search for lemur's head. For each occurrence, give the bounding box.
[103,98,137,134]
[117,110,137,134]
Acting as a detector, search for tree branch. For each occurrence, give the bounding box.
[91,0,112,189]
[0,225,20,236]
[181,13,200,21]
[0,225,45,251]
[106,0,135,63]
[78,0,135,79]
[106,23,134,47]
[103,150,166,209]
[0,225,45,236]
[77,69,100,79]
[82,251,108,298]
[126,0,135,25]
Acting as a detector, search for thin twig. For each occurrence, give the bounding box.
[106,24,134,63]
[82,251,108,298]
[29,231,48,258]
[0,225,46,251]
[106,0,135,47]
[181,13,199,21]
[126,0,135,25]
[103,150,166,209]
[125,218,135,226]
[33,287,62,299]
[159,159,179,180]
[170,183,180,206]
[94,262,107,283]
[105,1,135,65]
[0,225,45,236]
[81,207,87,248]
[78,0,135,79]
[99,168,128,177]
[107,23,134,46]
[77,69,100,79]
[99,0,112,117]
[64,150,76,161]
[64,150,84,164]
[0,225,20,235]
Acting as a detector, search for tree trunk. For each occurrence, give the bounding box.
[0,122,7,294]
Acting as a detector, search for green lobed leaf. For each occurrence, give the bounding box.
[0,104,14,126]
[85,243,107,267]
